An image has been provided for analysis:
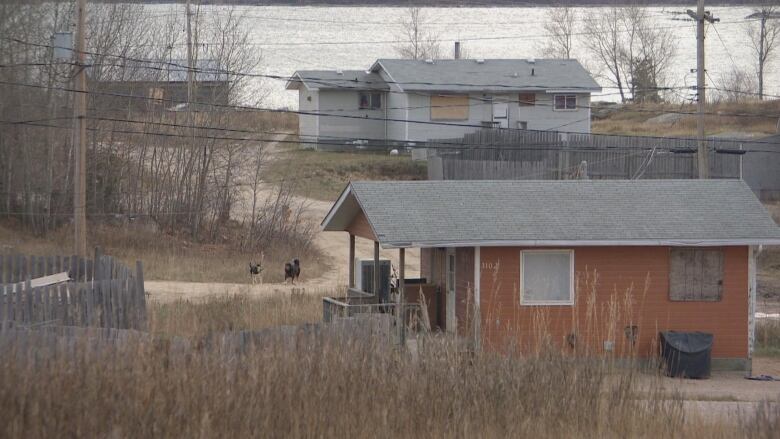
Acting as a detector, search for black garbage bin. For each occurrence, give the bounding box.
[659,331,713,379]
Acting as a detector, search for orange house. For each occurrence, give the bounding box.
[321,180,780,372]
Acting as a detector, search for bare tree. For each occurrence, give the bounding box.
[624,6,676,103]
[395,7,441,60]
[583,5,676,104]
[540,6,577,59]
[583,7,627,102]
[746,5,780,100]
[713,66,758,103]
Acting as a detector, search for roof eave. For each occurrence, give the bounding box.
[370,60,404,92]
[320,183,353,230]
[380,238,780,249]
[285,72,312,91]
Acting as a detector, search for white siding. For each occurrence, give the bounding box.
[317,90,385,141]
[512,93,591,133]
[298,88,319,141]
[405,91,592,142]
[406,93,490,141]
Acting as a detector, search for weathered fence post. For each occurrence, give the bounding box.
[135,260,147,330]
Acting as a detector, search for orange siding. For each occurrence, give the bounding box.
[479,246,749,359]
[345,210,376,241]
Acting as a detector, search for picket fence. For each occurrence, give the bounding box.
[0,250,147,330]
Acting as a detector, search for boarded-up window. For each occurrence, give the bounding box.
[430,95,469,120]
[148,87,165,101]
[518,92,536,106]
[669,248,724,301]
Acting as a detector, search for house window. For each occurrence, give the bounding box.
[554,95,577,111]
[520,250,574,305]
[518,121,528,130]
[669,248,724,301]
[359,92,381,110]
[431,95,470,120]
[518,93,536,106]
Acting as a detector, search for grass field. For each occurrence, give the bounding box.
[593,100,780,137]
[265,149,427,202]
[0,220,326,284]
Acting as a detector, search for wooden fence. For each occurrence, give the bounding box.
[0,316,395,362]
[427,129,745,181]
[0,250,147,330]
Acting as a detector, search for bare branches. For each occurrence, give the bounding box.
[540,6,577,59]
[582,5,676,104]
[395,7,441,61]
[713,66,757,103]
[746,5,780,100]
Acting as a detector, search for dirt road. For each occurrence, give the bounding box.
[146,140,419,302]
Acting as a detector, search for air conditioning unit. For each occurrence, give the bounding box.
[354,258,392,301]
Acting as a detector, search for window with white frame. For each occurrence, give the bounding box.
[520,250,574,305]
[553,95,577,111]
[359,92,382,110]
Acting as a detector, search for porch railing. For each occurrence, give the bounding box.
[322,291,425,342]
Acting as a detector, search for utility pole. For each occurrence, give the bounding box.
[687,1,719,179]
[185,0,194,109]
[73,0,87,257]
[185,0,201,238]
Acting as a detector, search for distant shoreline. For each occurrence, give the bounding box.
[118,2,766,7]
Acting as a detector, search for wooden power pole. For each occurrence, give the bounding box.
[687,1,718,179]
[73,0,87,257]
[185,0,194,108]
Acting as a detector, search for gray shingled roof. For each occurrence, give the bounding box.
[286,70,389,91]
[372,59,601,92]
[322,180,780,248]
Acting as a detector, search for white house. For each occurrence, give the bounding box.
[286,58,601,146]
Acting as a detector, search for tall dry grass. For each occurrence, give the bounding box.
[148,291,325,337]
[756,319,780,357]
[0,293,776,437]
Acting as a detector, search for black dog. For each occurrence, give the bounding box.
[284,258,301,284]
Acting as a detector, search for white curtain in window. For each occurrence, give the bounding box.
[523,252,572,303]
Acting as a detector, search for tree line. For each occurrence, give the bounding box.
[0,1,312,253]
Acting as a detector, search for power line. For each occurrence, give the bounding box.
[4,115,780,154]
[2,79,780,148]
[9,34,780,107]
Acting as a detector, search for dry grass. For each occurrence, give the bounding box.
[266,149,427,202]
[593,100,780,137]
[0,220,326,284]
[148,291,325,337]
[756,319,780,357]
[0,335,757,437]
[0,293,777,437]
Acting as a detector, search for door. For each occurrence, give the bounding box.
[446,248,456,333]
[492,102,509,128]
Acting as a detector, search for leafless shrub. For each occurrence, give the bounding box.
[245,179,315,259]
[713,66,759,104]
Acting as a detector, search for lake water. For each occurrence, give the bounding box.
[144,4,779,109]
